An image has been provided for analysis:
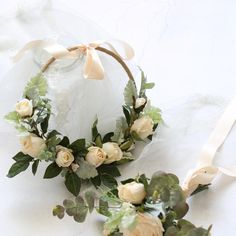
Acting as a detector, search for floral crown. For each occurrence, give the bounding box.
[6,39,162,196]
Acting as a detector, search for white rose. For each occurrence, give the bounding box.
[15,99,33,117]
[121,213,164,236]
[182,165,218,197]
[85,146,106,167]
[56,146,75,167]
[118,181,146,204]
[130,116,154,140]
[102,142,123,164]
[20,134,46,158]
[135,97,146,109]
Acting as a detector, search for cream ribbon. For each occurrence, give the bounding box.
[12,39,134,80]
[182,96,236,197]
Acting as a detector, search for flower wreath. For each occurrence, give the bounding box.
[5,40,162,196]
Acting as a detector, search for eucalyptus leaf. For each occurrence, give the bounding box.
[85,191,96,213]
[53,205,65,219]
[76,159,98,179]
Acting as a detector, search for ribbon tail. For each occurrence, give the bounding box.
[218,166,236,177]
[83,48,104,80]
[104,39,135,60]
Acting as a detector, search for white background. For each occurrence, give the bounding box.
[0,0,236,235]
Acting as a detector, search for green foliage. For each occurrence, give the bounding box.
[53,205,65,219]
[85,191,96,213]
[103,203,137,235]
[4,111,20,124]
[65,172,81,196]
[143,105,162,124]
[24,74,47,101]
[124,80,138,106]
[97,198,111,217]
[7,152,33,178]
[69,139,86,155]
[97,164,121,178]
[139,69,155,97]
[76,159,98,179]
[103,132,115,143]
[54,191,97,223]
[43,162,62,179]
[122,105,132,125]
[191,184,211,196]
[147,172,188,219]
[32,159,39,175]
[101,173,118,189]
[165,220,212,236]
[112,117,128,144]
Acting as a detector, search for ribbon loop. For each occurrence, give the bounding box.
[12,39,134,80]
[183,96,236,197]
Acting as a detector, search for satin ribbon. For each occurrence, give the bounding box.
[12,39,134,80]
[182,96,236,197]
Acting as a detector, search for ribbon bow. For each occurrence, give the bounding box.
[182,96,236,197]
[12,39,134,80]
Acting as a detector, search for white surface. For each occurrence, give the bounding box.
[0,0,236,235]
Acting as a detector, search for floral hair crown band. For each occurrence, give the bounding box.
[6,39,162,197]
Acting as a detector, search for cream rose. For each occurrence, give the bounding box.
[182,165,218,197]
[120,213,164,236]
[130,116,154,140]
[56,146,75,167]
[15,99,33,117]
[20,134,46,158]
[85,146,106,167]
[102,142,123,164]
[118,181,146,204]
[135,97,146,109]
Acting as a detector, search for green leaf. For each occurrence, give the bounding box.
[191,184,211,196]
[85,191,96,213]
[143,105,162,124]
[53,205,65,219]
[120,139,133,151]
[32,159,39,175]
[92,117,99,141]
[59,136,70,147]
[76,159,98,179]
[43,162,62,179]
[97,198,111,217]
[101,173,118,188]
[124,80,137,106]
[41,113,50,133]
[97,165,121,177]
[103,132,114,143]
[7,160,31,178]
[112,117,128,144]
[47,130,61,139]
[4,111,20,124]
[65,172,81,196]
[91,175,101,188]
[144,82,155,89]
[24,74,47,100]
[95,134,103,148]
[122,105,131,125]
[13,152,33,162]
[69,139,86,153]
